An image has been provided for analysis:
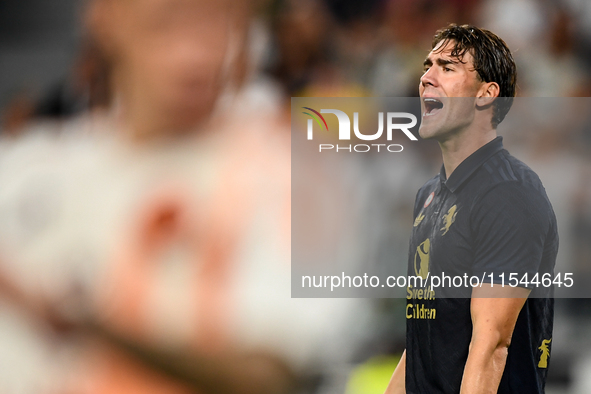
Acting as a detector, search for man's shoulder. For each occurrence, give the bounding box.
[471,149,556,226]
[474,149,549,201]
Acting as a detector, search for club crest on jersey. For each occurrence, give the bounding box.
[440,205,457,235]
[424,192,435,208]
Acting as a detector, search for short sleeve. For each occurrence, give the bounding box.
[471,181,552,287]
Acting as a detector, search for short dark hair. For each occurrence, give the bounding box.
[431,24,517,128]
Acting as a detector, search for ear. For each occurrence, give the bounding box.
[475,81,500,107]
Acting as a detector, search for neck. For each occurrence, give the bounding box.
[439,125,497,179]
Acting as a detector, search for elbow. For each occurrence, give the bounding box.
[486,332,511,366]
[492,337,510,361]
[470,329,513,355]
[496,333,512,350]
[491,334,511,372]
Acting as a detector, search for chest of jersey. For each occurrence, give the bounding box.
[408,182,475,298]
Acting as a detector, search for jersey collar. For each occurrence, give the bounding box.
[438,136,505,194]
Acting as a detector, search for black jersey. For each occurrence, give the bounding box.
[405,137,558,394]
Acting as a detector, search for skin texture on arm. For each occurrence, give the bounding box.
[384,350,406,394]
[460,285,530,394]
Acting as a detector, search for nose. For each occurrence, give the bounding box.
[420,67,437,89]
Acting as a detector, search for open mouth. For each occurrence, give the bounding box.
[423,98,444,116]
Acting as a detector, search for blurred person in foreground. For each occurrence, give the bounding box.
[0,0,357,393]
[385,24,558,393]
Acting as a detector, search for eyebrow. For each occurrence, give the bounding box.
[423,57,459,67]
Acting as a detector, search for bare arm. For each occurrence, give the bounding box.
[384,350,405,394]
[460,285,530,394]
